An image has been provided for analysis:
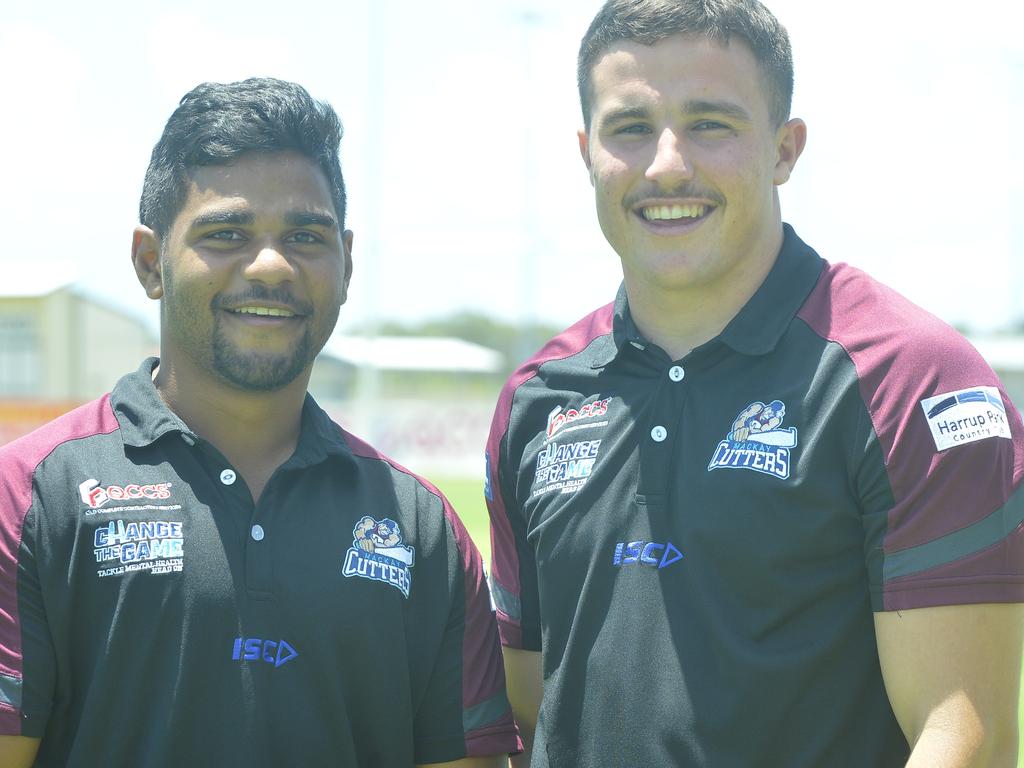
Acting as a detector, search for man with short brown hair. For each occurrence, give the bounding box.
[487,2,1023,765]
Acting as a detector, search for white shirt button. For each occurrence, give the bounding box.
[251,524,265,541]
[651,425,668,442]
[669,365,685,382]
[220,469,236,485]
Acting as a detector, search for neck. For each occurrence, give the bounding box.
[153,353,309,499]
[624,229,783,361]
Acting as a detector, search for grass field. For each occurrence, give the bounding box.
[432,475,492,566]
[432,475,1024,764]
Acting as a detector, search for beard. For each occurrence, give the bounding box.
[210,319,316,391]
[161,261,338,392]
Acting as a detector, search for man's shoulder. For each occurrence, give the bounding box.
[330,422,482,565]
[794,260,1012,452]
[328,421,451,512]
[0,394,119,481]
[0,395,119,526]
[501,302,616,399]
[797,260,980,359]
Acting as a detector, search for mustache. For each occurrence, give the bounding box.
[212,287,314,316]
[624,184,725,208]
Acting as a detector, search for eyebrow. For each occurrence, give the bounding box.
[188,209,338,230]
[597,105,651,131]
[285,211,337,229]
[190,210,253,229]
[683,99,752,122]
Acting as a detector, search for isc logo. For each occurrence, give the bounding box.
[231,637,299,668]
[613,540,684,570]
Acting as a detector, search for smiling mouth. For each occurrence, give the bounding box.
[228,306,298,318]
[639,203,712,222]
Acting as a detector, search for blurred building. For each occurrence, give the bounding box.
[312,335,505,476]
[0,273,157,402]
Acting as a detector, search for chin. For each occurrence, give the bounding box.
[213,343,313,392]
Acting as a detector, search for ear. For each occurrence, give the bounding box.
[774,118,807,185]
[577,128,595,186]
[339,229,354,305]
[132,226,164,300]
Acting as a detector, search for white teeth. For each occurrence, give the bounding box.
[641,204,707,221]
[233,306,295,317]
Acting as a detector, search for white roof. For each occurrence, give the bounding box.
[0,263,77,298]
[968,335,1024,372]
[320,334,503,373]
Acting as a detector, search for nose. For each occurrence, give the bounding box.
[244,241,296,285]
[645,128,693,186]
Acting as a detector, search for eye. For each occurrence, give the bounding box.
[615,123,651,136]
[287,231,323,245]
[207,230,245,242]
[693,120,730,131]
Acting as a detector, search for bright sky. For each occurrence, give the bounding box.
[2,0,1021,335]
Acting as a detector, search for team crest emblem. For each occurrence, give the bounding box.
[342,516,415,598]
[707,400,797,480]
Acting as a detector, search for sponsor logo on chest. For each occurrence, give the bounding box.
[231,637,299,668]
[920,386,1012,451]
[79,478,174,508]
[93,519,184,578]
[612,539,684,570]
[532,438,602,496]
[342,516,416,598]
[707,400,797,480]
[546,397,612,439]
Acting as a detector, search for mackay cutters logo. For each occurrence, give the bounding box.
[707,400,797,480]
[79,478,172,509]
[342,516,415,598]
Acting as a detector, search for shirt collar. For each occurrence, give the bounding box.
[608,223,824,361]
[716,224,825,356]
[112,358,194,448]
[111,357,354,465]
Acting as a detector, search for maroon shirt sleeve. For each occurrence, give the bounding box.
[486,305,614,649]
[798,263,1024,611]
[0,397,119,735]
[485,376,537,651]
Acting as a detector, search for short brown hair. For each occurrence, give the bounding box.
[578,0,794,129]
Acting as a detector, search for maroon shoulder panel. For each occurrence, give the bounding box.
[797,262,1024,607]
[0,395,118,732]
[485,303,614,646]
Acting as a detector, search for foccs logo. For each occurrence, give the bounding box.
[79,478,172,509]
[546,398,611,438]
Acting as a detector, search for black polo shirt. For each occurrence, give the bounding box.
[486,225,1024,767]
[0,358,519,766]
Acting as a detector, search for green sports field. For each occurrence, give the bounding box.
[432,475,1024,765]
[432,476,492,566]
